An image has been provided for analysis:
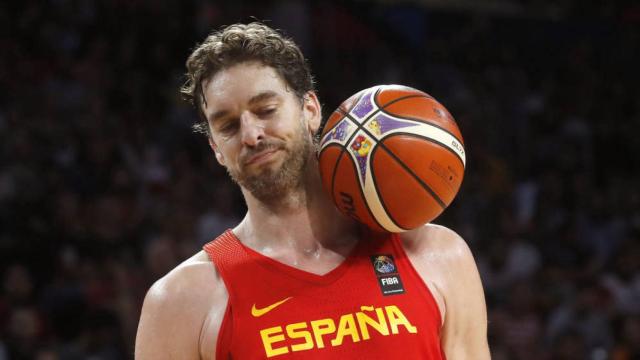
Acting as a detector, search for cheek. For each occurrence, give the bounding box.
[281,115,307,139]
[213,140,240,165]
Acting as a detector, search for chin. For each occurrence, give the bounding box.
[245,166,306,201]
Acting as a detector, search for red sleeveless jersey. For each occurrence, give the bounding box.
[203,230,444,359]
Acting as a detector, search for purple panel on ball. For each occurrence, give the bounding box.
[321,119,350,146]
[373,113,418,135]
[350,134,373,183]
[356,155,368,183]
[351,91,374,119]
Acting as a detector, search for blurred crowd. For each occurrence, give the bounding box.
[1,1,639,359]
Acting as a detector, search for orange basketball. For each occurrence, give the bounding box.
[318,85,466,233]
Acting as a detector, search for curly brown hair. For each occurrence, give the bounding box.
[181,22,315,137]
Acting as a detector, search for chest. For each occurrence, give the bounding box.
[220,250,441,358]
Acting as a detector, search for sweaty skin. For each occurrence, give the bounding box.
[135,62,490,359]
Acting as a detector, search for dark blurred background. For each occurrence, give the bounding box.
[1,0,639,359]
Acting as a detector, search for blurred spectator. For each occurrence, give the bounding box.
[601,236,640,315]
[4,306,44,359]
[490,281,544,359]
[545,283,614,351]
[611,315,640,359]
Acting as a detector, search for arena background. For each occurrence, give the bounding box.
[1,1,639,359]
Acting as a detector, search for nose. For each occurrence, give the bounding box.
[239,111,265,147]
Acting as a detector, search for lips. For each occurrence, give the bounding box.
[243,148,281,166]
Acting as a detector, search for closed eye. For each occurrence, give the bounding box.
[217,120,239,135]
[256,107,277,118]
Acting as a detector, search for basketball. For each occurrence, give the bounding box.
[318,85,466,233]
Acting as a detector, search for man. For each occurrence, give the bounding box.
[136,22,489,359]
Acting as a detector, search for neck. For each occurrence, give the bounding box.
[235,158,359,259]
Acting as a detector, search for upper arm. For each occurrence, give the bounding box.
[135,255,225,360]
[402,225,490,359]
[438,232,490,359]
[135,277,203,359]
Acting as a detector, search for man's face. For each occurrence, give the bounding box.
[201,62,320,202]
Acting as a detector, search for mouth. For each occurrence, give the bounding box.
[244,148,281,166]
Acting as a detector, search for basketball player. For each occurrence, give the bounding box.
[136,23,490,359]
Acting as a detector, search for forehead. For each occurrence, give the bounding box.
[202,62,292,113]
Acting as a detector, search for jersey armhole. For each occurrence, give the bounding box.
[215,302,233,360]
[203,230,246,359]
[389,233,444,329]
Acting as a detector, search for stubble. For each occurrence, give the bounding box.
[227,121,314,204]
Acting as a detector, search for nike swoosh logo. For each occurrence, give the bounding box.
[251,297,293,317]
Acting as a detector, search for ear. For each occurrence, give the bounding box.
[302,91,322,135]
[208,137,226,166]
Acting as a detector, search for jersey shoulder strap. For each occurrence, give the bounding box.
[202,229,248,300]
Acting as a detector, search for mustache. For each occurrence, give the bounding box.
[240,140,286,164]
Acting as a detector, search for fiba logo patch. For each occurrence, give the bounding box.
[370,254,405,296]
[373,255,396,274]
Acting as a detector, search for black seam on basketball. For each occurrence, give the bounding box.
[331,89,436,147]
[376,143,447,209]
[337,108,369,150]
[340,113,448,211]
[371,86,383,109]
[327,145,346,208]
[340,148,388,232]
[336,93,433,152]
[323,142,386,232]
[327,90,367,138]
[318,143,344,160]
[338,107,363,126]
[368,144,407,231]
[324,89,461,225]
[353,120,447,209]
[323,92,366,137]
[345,90,366,113]
[378,108,463,146]
[321,113,348,139]
[379,131,465,168]
[379,94,430,110]
[367,94,427,125]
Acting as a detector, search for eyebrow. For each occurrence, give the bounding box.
[208,91,280,123]
[248,90,279,105]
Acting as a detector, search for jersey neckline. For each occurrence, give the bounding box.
[224,229,365,285]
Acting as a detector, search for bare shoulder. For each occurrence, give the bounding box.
[399,223,480,300]
[398,223,474,316]
[146,250,224,305]
[136,250,228,359]
[400,223,474,264]
[400,223,489,359]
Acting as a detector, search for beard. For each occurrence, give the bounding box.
[226,123,315,203]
